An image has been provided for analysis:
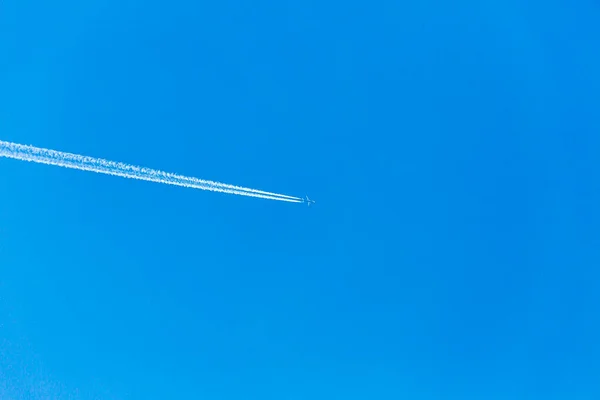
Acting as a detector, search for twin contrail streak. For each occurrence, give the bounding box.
[0,140,303,203]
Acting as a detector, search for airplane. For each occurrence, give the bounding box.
[304,196,316,206]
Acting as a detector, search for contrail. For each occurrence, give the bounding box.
[0,140,303,203]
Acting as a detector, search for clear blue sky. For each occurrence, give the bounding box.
[1,1,599,399]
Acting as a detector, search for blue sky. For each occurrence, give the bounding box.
[1,1,599,399]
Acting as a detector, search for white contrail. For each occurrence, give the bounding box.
[0,140,303,203]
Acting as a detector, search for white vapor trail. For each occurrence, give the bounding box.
[0,140,303,203]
